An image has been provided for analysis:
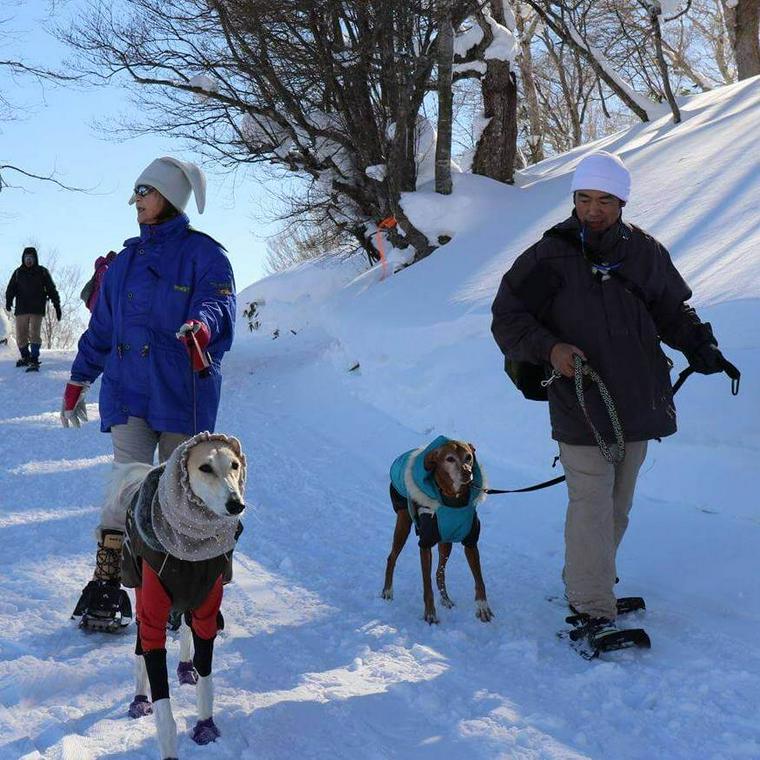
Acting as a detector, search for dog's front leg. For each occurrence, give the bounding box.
[143,649,178,759]
[435,542,455,608]
[420,547,438,624]
[464,545,493,622]
[382,509,412,600]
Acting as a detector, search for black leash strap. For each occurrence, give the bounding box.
[671,357,740,396]
[485,355,741,498]
[476,475,568,495]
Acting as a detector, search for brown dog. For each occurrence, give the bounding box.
[382,438,493,624]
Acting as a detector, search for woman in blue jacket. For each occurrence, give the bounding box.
[62,156,236,631]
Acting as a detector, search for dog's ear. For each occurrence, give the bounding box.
[467,442,477,454]
[424,449,439,471]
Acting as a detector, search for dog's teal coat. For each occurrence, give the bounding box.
[390,435,486,544]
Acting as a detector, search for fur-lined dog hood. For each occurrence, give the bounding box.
[390,435,487,513]
[147,431,246,562]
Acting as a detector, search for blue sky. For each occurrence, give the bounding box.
[1,1,275,294]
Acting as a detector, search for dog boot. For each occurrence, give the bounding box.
[72,530,132,632]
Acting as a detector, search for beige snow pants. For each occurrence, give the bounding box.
[560,440,648,620]
[98,416,189,538]
[15,313,43,347]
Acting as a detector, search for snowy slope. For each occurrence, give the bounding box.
[1,78,759,760]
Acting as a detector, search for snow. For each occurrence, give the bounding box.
[188,75,219,103]
[1,79,759,759]
[365,164,387,182]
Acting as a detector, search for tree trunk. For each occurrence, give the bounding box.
[472,5,518,183]
[525,1,654,122]
[435,0,454,195]
[733,0,760,79]
[516,11,545,164]
[651,9,681,123]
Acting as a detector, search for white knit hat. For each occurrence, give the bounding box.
[129,156,207,214]
[571,151,631,202]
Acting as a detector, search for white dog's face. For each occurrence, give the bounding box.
[186,441,246,517]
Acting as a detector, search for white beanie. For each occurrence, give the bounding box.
[571,151,631,202]
[129,157,207,214]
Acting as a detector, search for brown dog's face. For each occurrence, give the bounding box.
[424,441,476,498]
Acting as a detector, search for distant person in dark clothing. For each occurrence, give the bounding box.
[5,246,61,370]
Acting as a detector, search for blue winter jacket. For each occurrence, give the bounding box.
[390,435,486,544]
[71,214,236,435]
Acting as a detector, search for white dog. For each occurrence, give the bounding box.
[117,432,247,760]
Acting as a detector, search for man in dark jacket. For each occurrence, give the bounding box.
[5,246,61,370]
[491,151,730,636]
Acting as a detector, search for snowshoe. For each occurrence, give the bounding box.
[16,357,30,367]
[560,613,651,660]
[71,580,132,632]
[25,360,40,373]
[548,594,646,617]
[570,596,646,617]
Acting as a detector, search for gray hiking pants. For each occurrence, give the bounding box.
[98,416,189,538]
[560,440,648,620]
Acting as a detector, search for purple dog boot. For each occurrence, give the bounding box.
[191,717,221,745]
[127,694,153,719]
[177,660,198,686]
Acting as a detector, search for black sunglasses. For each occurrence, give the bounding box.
[133,184,156,197]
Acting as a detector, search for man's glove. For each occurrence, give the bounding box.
[61,381,90,428]
[176,320,211,372]
[5,303,11,313]
[55,305,62,322]
[685,342,724,375]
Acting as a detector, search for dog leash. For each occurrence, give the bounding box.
[481,351,741,496]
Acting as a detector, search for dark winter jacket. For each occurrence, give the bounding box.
[121,465,236,612]
[5,249,61,316]
[491,213,717,445]
[70,213,236,434]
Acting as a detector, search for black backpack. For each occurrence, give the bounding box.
[505,357,551,401]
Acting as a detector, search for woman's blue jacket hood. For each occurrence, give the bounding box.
[71,213,236,434]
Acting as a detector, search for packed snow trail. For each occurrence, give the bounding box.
[1,333,758,759]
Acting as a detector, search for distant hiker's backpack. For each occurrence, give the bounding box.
[79,274,97,307]
[505,357,550,402]
[81,251,117,312]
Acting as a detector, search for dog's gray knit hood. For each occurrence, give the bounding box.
[151,431,246,562]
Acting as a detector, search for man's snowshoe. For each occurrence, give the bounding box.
[71,579,132,632]
[16,357,30,367]
[25,360,40,373]
[548,594,646,617]
[561,613,651,660]
[570,596,646,617]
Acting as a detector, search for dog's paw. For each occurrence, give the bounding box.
[475,599,494,622]
[380,587,393,601]
[127,694,153,719]
[440,593,455,609]
[191,717,221,745]
[424,609,439,625]
[177,661,198,686]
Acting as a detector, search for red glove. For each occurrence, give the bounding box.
[61,381,90,428]
[176,320,211,372]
